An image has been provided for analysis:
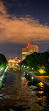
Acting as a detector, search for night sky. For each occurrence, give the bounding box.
[0,0,49,59]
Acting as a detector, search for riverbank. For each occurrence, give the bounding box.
[22,68,49,87]
[0,66,8,88]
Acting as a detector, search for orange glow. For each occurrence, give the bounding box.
[25,81,28,87]
[38,91,44,94]
[28,43,31,45]
[0,1,49,44]
[8,57,21,68]
[15,57,17,61]
[10,58,12,60]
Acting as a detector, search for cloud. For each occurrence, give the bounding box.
[0,1,49,44]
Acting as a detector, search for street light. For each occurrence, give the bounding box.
[27,66,29,69]
[31,76,34,79]
[27,74,28,76]
[38,69,46,74]
[32,68,33,70]
[24,66,25,68]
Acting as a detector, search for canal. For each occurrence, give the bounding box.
[0,69,49,111]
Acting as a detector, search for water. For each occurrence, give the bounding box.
[0,69,49,111]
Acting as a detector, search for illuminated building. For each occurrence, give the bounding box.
[8,57,21,68]
[22,43,39,60]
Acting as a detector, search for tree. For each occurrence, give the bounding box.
[0,54,7,66]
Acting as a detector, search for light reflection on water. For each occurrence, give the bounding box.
[0,70,49,111]
[37,91,44,94]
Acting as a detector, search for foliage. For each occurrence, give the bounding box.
[21,52,49,75]
[0,54,7,66]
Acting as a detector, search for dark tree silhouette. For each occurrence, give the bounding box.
[21,52,49,75]
[0,54,7,66]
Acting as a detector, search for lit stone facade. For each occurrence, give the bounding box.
[22,44,39,60]
[8,57,21,68]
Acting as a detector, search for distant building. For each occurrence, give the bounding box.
[22,43,39,60]
[8,57,21,68]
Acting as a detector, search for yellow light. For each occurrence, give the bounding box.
[38,91,44,94]
[27,67,29,68]
[39,82,44,87]
[38,69,45,74]
[27,74,28,75]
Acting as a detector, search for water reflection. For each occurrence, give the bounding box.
[0,70,49,111]
[25,81,30,95]
[37,91,44,94]
[38,82,44,90]
[38,76,49,84]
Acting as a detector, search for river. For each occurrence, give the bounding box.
[0,69,49,111]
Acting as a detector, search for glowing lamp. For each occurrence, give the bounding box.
[27,74,28,75]
[27,66,29,69]
[38,69,45,74]
[39,82,44,87]
[32,68,33,70]
[31,76,34,79]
